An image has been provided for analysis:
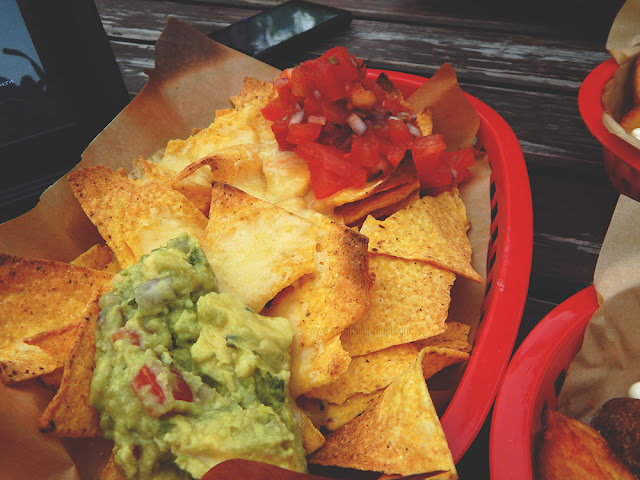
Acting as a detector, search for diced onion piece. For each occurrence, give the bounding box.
[307,115,326,125]
[289,108,305,125]
[408,124,422,136]
[347,113,367,136]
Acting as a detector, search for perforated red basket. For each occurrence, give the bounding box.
[579,58,640,201]
[489,285,599,478]
[371,69,533,462]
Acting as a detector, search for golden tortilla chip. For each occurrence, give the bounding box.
[419,347,469,380]
[153,77,275,176]
[335,183,420,227]
[39,299,102,437]
[293,406,326,455]
[341,253,455,356]
[100,452,126,480]
[0,254,113,384]
[307,343,419,404]
[416,106,433,136]
[202,182,318,312]
[309,349,457,478]
[315,153,419,212]
[132,155,213,217]
[182,146,268,202]
[367,189,421,221]
[537,409,636,480]
[37,368,64,391]
[322,390,384,432]
[71,244,121,273]
[24,323,81,367]
[264,215,373,397]
[359,189,481,283]
[69,165,208,268]
[413,322,471,353]
[231,77,277,111]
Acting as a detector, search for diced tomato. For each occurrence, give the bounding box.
[410,134,451,188]
[130,365,166,409]
[351,130,384,168]
[321,46,361,84]
[261,97,291,121]
[271,119,295,150]
[171,369,194,402]
[303,96,348,126]
[286,122,322,144]
[382,97,410,116]
[111,328,140,346]
[290,64,317,98]
[442,148,476,186]
[294,142,366,198]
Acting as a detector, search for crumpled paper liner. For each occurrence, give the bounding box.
[558,194,640,423]
[602,0,640,150]
[0,18,490,479]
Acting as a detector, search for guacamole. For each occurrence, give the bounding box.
[90,233,307,479]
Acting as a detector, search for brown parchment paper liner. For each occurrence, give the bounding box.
[0,18,489,479]
[602,0,640,149]
[558,194,640,423]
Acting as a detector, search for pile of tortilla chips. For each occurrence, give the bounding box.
[0,19,485,480]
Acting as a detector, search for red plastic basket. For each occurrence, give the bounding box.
[579,58,640,200]
[369,69,533,462]
[489,285,600,478]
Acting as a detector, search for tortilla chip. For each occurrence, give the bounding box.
[307,343,419,404]
[341,253,455,356]
[309,349,457,478]
[413,322,471,353]
[315,153,419,212]
[537,409,636,480]
[0,254,113,384]
[231,77,277,111]
[100,452,126,480]
[293,406,326,455]
[36,368,64,391]
[367,189,421,221]
[202,182,318,312]
[416,106,434,136]
[335,183,420,227]
[322,390,384,432]
[182,146,268,201]
[24,323,81,365]
[71,244,121,273]
[153,76,276,176]
[39,299,102,437]
[419,347,469,380]
[359,190,482,283]
[68,165,208,268]
[264,215,373,397]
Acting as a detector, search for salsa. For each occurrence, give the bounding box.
[260,46,475,199]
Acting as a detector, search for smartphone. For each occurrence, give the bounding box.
[208,0,352,61]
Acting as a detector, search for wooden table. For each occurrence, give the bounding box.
[13,0,631,477]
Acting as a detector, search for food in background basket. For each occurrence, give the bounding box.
[0,45,482,480]
[591,397,640,477]
[536,409,636,479]
[619,55,640,138]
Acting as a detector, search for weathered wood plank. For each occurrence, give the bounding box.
[96,0,610,93]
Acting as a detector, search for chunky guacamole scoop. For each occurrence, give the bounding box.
[90,233,307,479]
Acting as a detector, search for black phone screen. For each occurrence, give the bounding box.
[209,0,351,60]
